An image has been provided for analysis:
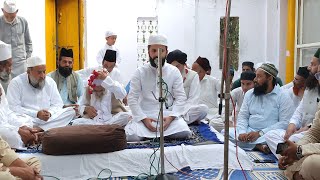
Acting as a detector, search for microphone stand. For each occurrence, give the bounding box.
[154,48,177,180]
[219,0,232,180]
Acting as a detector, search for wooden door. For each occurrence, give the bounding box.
[45,0,85,72]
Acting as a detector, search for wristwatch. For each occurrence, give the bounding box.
[258,130,264,137]
[296,145,304,159]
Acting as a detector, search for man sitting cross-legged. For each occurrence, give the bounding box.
[71,69,130,126]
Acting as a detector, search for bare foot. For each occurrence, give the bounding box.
[255,144,271,154]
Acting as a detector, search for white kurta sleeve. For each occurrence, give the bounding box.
[76,67,96,87]
[186,74,200,105]
[96,48,105,66]
[101,76,127,100]
[76,74,84,102]
[78,88,90,116]
[169,69,187,117]
[7,78,38,118]
[236,92,250,135]
[128,70,147,122]
[0,124,19,133]
[215,78,221,94]
[47,80,64,116]
[1,84,32,127]
[289,99,304,129]
[230,88,239,114]
[116,49,122,65]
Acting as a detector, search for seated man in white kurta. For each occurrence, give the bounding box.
[125,35,191,141]
[0,41,13,93]
[166,49,208,124]
[229,63,294,154]
[191,57,220,118]
[265,54,320,158]
[71,68,130,126]
[0,83,40,149]
[6,56,76,131]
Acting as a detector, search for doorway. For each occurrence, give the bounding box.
[45,0,85,73]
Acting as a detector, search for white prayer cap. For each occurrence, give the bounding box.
[3,0,18,13]
[0,41,11,61]
[26,56,46,68]
[148,34,168,46]
[105,30,117,38]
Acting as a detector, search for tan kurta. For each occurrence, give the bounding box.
[285,108,320,179]
[0,137,41,179]
[0,136,19,179]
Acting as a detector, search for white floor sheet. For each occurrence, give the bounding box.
[18,127,253,180]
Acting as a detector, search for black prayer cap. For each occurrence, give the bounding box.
[242,61,254,70]
[240,71,256,81]
[167,49,187,64]
[297,66,309,79]
[195,56,211,72]
[60,48,73,58]
[103,49,117,62]
[314,48,320,58]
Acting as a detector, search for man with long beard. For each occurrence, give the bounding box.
[229,63,294,154]
[48,48,83,107]
[0,40,12,93]
[0,81,39,149]
[125,34,191,141]
[71,69,130,126]
[277,64,320,180]
[6,56,76,131]
[265,49,320,158]
[166,49,208,124]
[0,0,32,77]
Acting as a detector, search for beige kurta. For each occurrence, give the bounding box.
[284,108,320,179]
[0,136,41,179]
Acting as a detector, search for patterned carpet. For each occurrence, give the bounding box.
[107,151,286,180]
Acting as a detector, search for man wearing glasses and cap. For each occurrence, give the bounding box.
[0,0,32,77]
[6,56,76,132]
[125,34,191,141]
[0,40,12,93]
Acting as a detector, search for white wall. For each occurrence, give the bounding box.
[86,0,283,83]
[279,0,288,82]
[0,0,46,59]
[194,0,268,79]
[4,0,286,84]
[86,0,157,85]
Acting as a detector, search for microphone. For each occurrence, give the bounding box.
[154,57,159,68]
